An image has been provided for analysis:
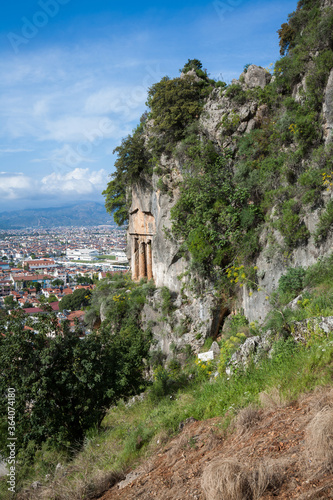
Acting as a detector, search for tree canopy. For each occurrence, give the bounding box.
[0,305,152,454]
[59,288,92,311]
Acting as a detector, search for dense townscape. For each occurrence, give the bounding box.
[0,226,128,334]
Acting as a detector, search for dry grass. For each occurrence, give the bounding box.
[236,405,261,435]
[310,386,333,411]
[201,459,252,500]
[17,469,124,500]
[202,428,224,452]
[250,460,286,499]
[305,406,333,471]
[259,387,284,409]
[201,458,286,500]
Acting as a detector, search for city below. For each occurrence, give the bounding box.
[0,225,129,334]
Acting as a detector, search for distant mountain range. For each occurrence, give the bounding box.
[0,202,114,229]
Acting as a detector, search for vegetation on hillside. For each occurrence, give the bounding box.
[0,276,154,496]
[4,253,333,497]
[10,320,333,498]
[104,0,333,297]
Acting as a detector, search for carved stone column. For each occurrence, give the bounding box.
[147,240,153,280]
[132,238,139,280]
[139,241,146,279]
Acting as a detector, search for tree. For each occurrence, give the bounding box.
[59,288,92,311]
[0,307,152,454]
[170,148,262,271]
[76,276,93,285]
[103,125,149,226]
[48,294,58,303]
[52,279,64,287]
[4,295,16,308]
[146,74,207,143]
[181,58,203,73]
[277,22,296,55]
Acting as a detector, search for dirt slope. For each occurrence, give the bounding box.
[99,389,333,500]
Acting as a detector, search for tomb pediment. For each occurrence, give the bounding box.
[129,209,155,237]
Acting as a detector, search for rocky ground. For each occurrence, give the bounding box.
[98,388,333,499]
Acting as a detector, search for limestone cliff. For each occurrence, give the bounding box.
[105,0,333,357]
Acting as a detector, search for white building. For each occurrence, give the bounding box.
[66,248,100,261]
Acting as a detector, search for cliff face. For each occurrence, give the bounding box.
[114,0,333,356]
[127,163,219,355]
[127,167,184,293]
[126,57,333,354]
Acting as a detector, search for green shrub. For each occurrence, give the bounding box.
[220,112,241,135]
[314,200,333,245]
[146,72,208,145]
[160,286,175,316]
[215,80,227,89]
[219,332,247,373]
[306,49,333,110]
[224,84,247,105]
[157,177,169,194]
[304,253,333,287]
[270,337,298,367]
[278,267,306,296]
[149,366,188,402]
[223,314,249,337]
[181,58,203,74]
[103,125,150,225]
[274,199,310,249]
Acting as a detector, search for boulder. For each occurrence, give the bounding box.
[210,341,220,357]
[226,336,260,375]
[291,316,333,343]
[244,65,271,89]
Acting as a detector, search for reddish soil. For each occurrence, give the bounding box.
[99,389,333,500]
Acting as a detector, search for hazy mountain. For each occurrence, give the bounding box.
[0,202,114,229]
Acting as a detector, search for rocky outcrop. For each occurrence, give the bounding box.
[242,195,333,323]
[127,58,333,356]
[197,341,220,362]
[291,316,333,343]
[225,330,282,375]
[200,65,271,148]
[323,69,333,143]
[127,165,185,292]
[242,64,272,89]
[141,287,219,357]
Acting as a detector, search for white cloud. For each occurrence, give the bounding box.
[0,168,108,207]
[41,167,108,195]
[0,148,33,153]
[0,172,35,200]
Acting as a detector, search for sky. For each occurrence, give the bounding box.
[0,0,298,213]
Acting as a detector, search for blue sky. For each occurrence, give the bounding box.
[0,0,297,212]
